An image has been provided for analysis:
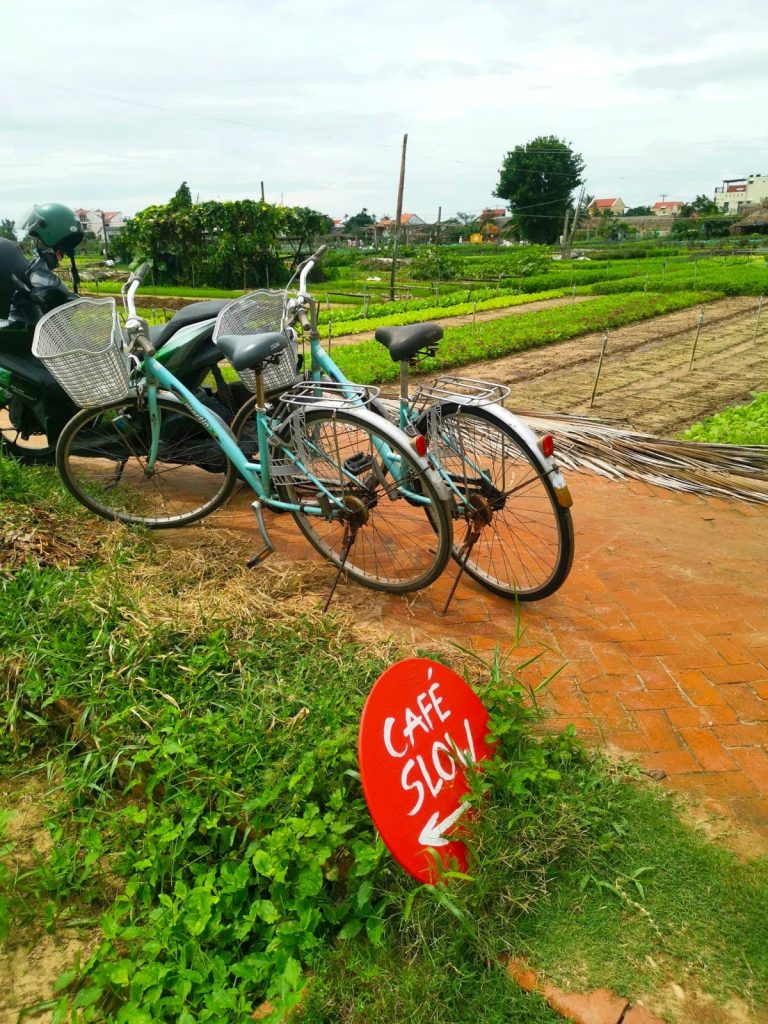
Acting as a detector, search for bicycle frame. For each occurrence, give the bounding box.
[139,356,346,518]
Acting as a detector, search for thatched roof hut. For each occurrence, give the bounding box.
[731,201,768,234]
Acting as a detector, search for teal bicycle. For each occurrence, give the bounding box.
[33,265,453,599]
[229,249,575,607]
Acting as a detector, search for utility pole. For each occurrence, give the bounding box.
[98,210,109,256]
[260,181,265,202]
[390,132,408,301]
[561,208,570,255]
[565,186,585,258]
[436,205,442,246]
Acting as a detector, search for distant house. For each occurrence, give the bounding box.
[651,201,683,217]
[479,207,507,220]
[74,209,125,238]
[732,201,768,235]
[375,213,426,229]
[714,174,768,214]
[587,198,626,216]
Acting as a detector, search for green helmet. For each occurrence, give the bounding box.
[21,203,84,254]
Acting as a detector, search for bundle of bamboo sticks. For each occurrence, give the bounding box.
[517,410,768,504]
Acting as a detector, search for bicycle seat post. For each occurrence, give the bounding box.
[399,359,410,425]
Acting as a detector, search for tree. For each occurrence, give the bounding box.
[495,136,585,244]
[169,181,193,209]
[625,205,652,216]
[680,194,718,217]
[344,208,375,235]
[0,219,16,241]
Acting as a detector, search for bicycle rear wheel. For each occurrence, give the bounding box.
[56,395,238,528]
[420,403,574,600]
[274,406,452,593]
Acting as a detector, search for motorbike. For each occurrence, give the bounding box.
[0,243,250,464]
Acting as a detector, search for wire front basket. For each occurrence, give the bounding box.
[212,289,297,394]
[410,375,510,415]
[31,298,131,408]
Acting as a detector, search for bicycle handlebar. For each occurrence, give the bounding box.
[298,244,327,295]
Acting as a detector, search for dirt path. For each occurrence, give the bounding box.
[401,296,767,437]
[327,293,595,346]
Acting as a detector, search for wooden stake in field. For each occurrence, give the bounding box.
[688,306,706,371]
[571,283,576,305]
[754,294,764,344]
[590,331,609,408]
[390,133,409,301]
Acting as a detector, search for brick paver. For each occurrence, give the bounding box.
[216,470,768,837]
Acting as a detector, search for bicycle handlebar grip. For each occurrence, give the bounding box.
[133,331,156,357]
[127,262,150,286]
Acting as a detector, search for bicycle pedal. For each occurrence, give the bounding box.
[247,547,273,569]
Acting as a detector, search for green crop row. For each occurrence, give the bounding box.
[332,291,721,384]
[323,289,572,337]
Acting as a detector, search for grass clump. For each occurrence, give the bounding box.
[682,391,768,445]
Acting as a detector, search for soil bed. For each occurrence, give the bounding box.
[395,297,767,437]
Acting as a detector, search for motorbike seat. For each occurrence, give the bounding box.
[152,300,230,347]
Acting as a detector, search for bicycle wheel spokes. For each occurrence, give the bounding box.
[429,406,573,600]
[282,409,451,593]
[57,398,237,528]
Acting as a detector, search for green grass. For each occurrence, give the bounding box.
[331,290,720,384]
[682,391,768,444]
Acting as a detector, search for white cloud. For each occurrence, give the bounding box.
[1,0,767,223]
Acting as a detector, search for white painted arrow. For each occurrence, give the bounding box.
[417,802,470,847]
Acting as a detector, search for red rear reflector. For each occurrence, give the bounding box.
[541,434,555,458]
[411,434,428,457]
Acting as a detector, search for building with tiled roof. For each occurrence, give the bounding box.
[587,197,626,216]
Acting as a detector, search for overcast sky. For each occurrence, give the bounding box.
[2,0,767,226]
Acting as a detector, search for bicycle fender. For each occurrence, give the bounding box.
[434,397,571,505]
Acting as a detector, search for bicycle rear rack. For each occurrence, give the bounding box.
[410,376,510,414]
[281,380,380,409]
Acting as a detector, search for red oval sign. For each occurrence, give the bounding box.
[358,657,492,883]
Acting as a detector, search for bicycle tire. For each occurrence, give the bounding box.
[418,402,574,600]
[56,395,238,528]
[234,402,453,593]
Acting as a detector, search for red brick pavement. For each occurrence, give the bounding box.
[216,471,768,837]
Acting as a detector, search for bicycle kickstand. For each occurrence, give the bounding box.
[322,524,356,614]
[441,523,482,616]
[246,501,275,569]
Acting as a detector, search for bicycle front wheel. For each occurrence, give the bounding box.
[56,395,238,528]
[277,407,453,593]
[421,403,574,600]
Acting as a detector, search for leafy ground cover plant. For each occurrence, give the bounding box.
[682,391,768,445]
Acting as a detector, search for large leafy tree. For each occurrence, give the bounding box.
[114,190,331,288]
[344,208,375,235]
[0,219,16,241]
[681,194,718,217]
[495,136,585,244]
